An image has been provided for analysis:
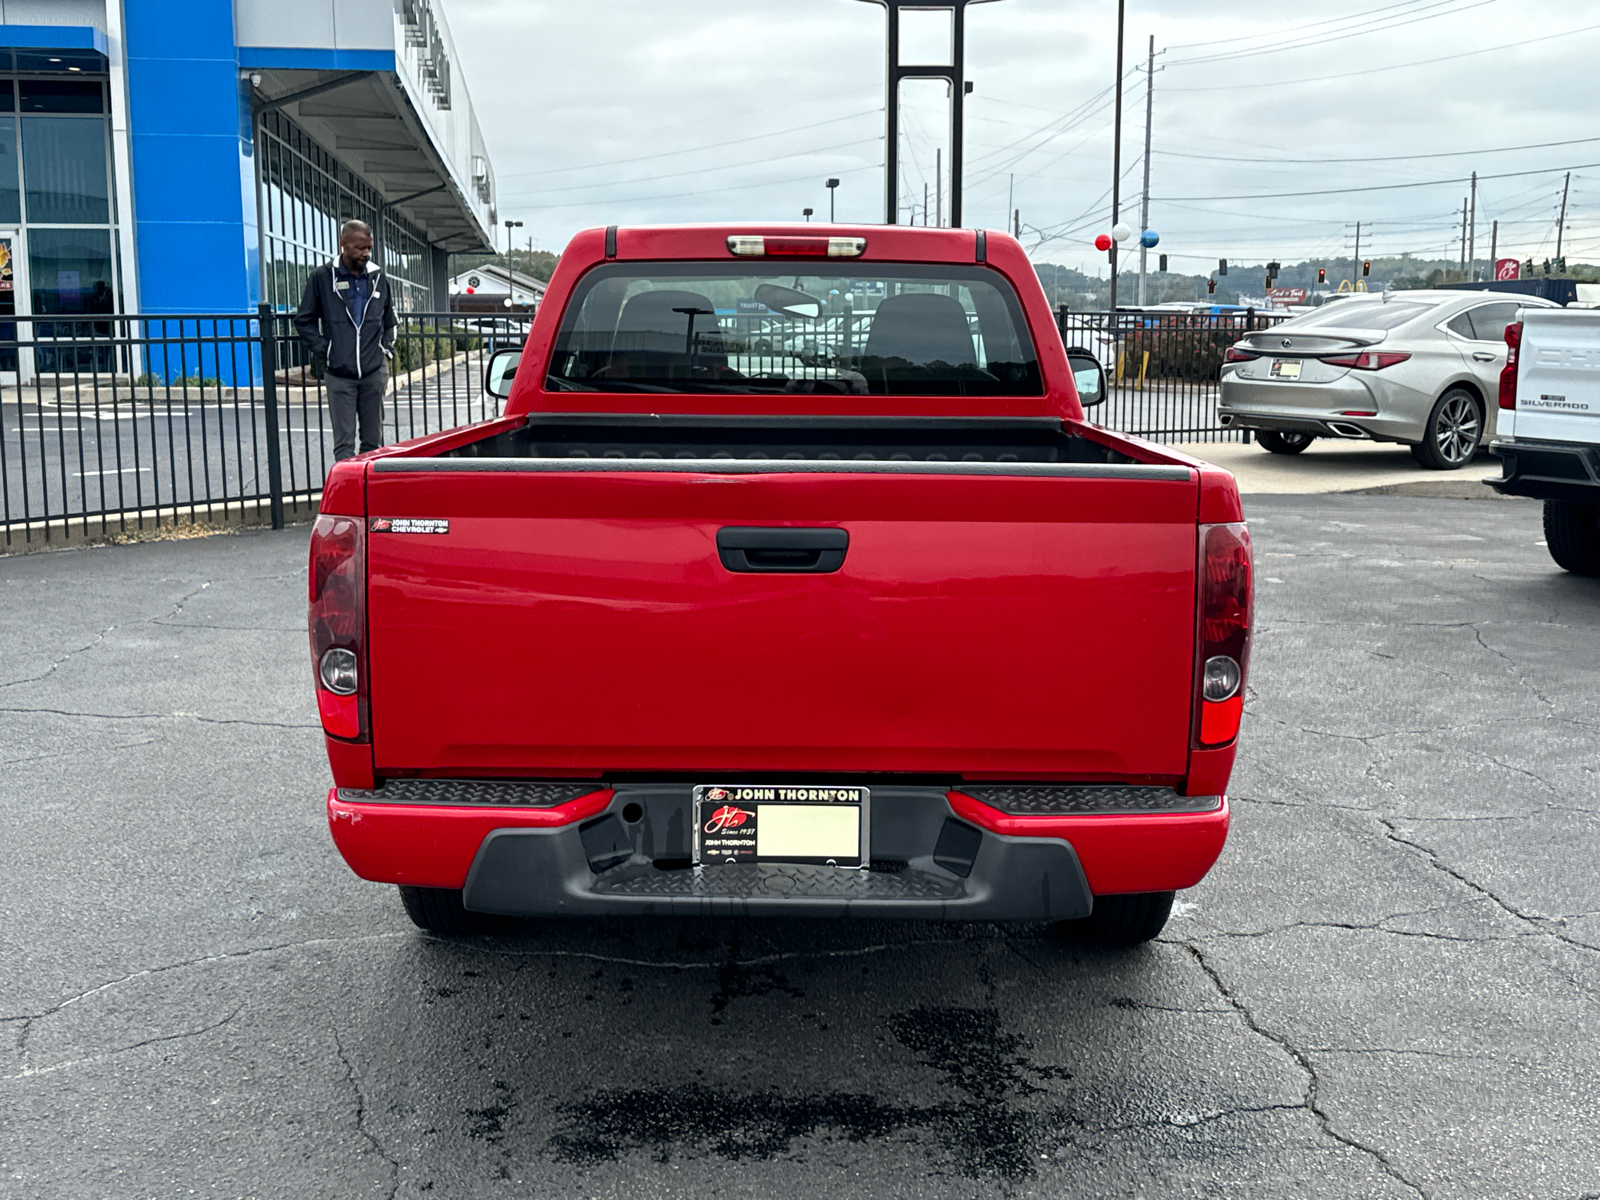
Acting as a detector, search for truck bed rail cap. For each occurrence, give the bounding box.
[371,457,1194,480]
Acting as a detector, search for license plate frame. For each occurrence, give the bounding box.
[693,784,869,868]
[1270,358,1302,380]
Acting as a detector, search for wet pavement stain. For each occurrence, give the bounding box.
[548,1005,1075,1181]
[707,959,804,1017]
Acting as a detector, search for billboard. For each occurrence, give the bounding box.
[1495,258,1520,281]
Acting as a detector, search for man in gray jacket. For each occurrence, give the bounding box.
[294,220,398,461]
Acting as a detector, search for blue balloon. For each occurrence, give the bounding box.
[1140,229,1160,248]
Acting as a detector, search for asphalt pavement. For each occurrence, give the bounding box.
[1,493,1597,1198]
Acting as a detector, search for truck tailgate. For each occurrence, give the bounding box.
[365,465,1198,778]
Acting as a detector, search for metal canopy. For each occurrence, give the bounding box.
[252,68,492,254]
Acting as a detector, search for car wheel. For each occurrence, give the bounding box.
[1053,890,1175,946]
[1544,500,1600,576]
[1410,388,1482,469]
[398,885,507,935]
[1256,430,1314,455]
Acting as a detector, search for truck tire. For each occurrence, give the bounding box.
[398,885,505,935]
[1053,891,1175,946]
[1409,388,1482,470]
[1256,430,1313,455]
[1544,500,1600,575]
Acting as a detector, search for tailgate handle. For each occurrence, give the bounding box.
[717,527,848,573]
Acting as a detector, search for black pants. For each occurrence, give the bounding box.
[327,368,387,462]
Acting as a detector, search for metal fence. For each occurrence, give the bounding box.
[1057,308,1292,443]
[2,303,1293,547]
[0,309,527,547]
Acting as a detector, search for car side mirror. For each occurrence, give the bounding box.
[1065,349,1107,408]
[484,348,521,400]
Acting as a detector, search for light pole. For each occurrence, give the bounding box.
[826,178,839,223]
[503,218,522,306]
[1107,0,1125,313]
[803,207,814,222]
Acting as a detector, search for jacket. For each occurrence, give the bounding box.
[293,260,397,380]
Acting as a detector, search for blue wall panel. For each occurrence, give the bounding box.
[123,0,255,314]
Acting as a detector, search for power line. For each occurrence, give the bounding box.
[1155,161,1600,203]
[514,161,880,212]
[495,109,880,180]
[1163,21,1600,92]
[1166,0,1497,67]
[1150,133,1600,167]
[1164,0,1457,53]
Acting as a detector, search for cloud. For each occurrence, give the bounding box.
[445,0,1598,271]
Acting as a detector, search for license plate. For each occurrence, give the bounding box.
[1270,358,1302,379]
[694,784,868,868]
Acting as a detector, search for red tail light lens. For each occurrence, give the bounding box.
[1499,320,1522,410]
[1196,522,1253,748]
[727,235,867,258]
[309,514,367,741]
[1318,350,1412,370]
[1223,346,1259,363]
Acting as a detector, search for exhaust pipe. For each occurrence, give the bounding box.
[1326,421,1371,439]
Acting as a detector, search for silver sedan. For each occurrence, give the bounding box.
[1218,289,1558,469]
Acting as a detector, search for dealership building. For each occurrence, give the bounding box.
[0,0,496,324]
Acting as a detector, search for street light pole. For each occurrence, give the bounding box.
[1108,0,1126,314]
[503,219,522,307]
[1137,34,1154,307]
[826,177,840,223]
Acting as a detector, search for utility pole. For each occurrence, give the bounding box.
[1459,198,1468,272]
[1108,0,1126,313]
[1490,220,1497,273]
[924,182,929,226]
[1007,173,1014,235]
[1138,34,1154,307]
[1557,170,1571,262]
[1468,171,1477,280]
[1352,221,1360,288]
[935,148,942,227]
[1013,208,1020,238]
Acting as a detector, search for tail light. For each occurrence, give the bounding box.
[1195,522,1253,748]
[1499,320,1522,410]
[309,514,367,741]
[1223,346,1258,363]
[727,235,866,258]
[1318,350,1412,370]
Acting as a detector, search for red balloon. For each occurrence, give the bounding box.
[1094,233,1112,252]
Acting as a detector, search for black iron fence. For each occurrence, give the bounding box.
[3,304,1293,547]
[1057,308,1292,443]
[0,309,528,547]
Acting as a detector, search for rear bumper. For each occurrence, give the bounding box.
[1486,438,1600,503]
[1219,374,1419,443]
[326,783,1230,919]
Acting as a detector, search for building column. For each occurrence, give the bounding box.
[430,244,450,311]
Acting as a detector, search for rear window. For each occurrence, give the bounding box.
[1283,301,1434,332]
[546,263,1042,396]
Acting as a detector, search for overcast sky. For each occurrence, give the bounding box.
[445,0,1598,274]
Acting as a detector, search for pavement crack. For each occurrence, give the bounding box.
[1469,623,1557,709]
[333,1027,400,1199]
[7,1005,241,1080]
[1183,941,1429,1199]
[1377,817,1600,957]
[0,622,117,688]
[2,933,407,1025]
[0,705,318,730]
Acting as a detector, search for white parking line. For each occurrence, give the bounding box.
[72,467,152,477]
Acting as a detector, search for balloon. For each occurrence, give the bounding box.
[1140,229,1159,248]
[1112,222,1132,242]
[1094,233,1112,252]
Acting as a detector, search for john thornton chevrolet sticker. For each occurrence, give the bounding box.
[369,517,450,534]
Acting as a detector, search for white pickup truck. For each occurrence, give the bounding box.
[1487,307,1600,574]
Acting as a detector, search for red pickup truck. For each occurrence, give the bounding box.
[310,225,1251,946]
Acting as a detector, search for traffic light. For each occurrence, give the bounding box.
[1557,256,1567,273]
[1543,259,1552,275]
[1526,259,1536,276]
[1317,268,1327,284]
[1362,260,1371,277]
[1264,275,1273,290]
[1266,261,1281,276]
[1159,254,1167,272]
[1207,278,1217,295]
[1218,258,1228,276]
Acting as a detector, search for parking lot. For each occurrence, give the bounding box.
[1,490,1597,1198]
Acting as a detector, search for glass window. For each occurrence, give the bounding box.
[0,80,14,113]
[1445,311,1475,339]
[0,116,19,224]
[29,227,115,315]
[547,263,1042,396]
[19,79,103,114]
[1282,301,1433,332]
[22,116,109,223]
[1467,302,1522,342]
